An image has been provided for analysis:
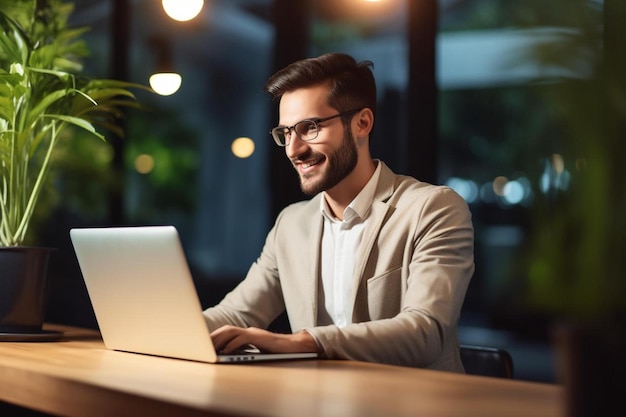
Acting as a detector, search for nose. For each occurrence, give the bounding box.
[285,133,308,159]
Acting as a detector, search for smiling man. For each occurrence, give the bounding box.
[203,53,475,372]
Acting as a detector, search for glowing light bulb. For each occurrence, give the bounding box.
[149,72,182,96]
[162,0,204,22]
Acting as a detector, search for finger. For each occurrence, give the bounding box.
[223,334,252,353]
[210,325,242,350]
[211,326,257,353]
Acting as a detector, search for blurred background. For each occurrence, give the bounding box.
[33,0,613,384]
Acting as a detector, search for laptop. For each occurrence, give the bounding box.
[69,225,318,363]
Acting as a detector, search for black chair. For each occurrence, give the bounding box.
[460,344,514,378]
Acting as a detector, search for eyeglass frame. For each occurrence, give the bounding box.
[269,108,362,147]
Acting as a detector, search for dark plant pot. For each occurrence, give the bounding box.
[0,246,55,334]
[554,321,626,417]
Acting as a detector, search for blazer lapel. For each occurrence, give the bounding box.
[307,196,324,326]
[350,163,395,315]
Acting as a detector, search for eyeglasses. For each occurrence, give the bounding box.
[270,109,361,147]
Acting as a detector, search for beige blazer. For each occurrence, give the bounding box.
[203,162,474,372]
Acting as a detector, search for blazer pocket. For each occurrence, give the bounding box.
[366,268,403,320]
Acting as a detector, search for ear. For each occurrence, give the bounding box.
[353,108,374,137]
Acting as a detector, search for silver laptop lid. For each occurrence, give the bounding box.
[70,226,218,363]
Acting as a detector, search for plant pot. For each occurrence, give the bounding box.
[0,246,61,340]
[554,321,626,417]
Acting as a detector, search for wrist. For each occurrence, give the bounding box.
[293,330,320,353]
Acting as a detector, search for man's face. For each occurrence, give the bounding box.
[278,85,358,196]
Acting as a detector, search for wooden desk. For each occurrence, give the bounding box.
[0,324,563,417]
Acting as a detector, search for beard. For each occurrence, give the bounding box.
[298,128,358,196]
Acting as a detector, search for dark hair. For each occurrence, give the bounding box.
[264,53,377,119]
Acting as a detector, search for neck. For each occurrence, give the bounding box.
[324,159,376,220]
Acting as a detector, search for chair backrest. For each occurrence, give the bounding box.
[460,344,514,378]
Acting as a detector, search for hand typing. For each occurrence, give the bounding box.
[210,325,319,355]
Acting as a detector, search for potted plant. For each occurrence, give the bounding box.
[519,1,625,415]
[0,0,145,338]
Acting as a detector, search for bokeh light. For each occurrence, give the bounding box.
[134,154,155,174]
[231,137,255,158]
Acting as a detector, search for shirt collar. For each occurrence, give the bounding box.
[320,160,382,223]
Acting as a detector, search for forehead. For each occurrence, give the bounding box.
[278,84,333,125]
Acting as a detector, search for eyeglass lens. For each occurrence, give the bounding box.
[274,120,318,145]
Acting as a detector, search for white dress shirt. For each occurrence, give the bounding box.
[320,162,382,327]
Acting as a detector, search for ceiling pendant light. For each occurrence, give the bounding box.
[148,37,182,96]
[162,0,204,22]
[149,73,182,96]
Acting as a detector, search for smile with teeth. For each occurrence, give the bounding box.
[298,156,324,170]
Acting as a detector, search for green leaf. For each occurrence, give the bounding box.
[0,95,12,120]
[28,66,72,81]
[24,88,70,126]
[44,114,105,140]
[84,88,137,102]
